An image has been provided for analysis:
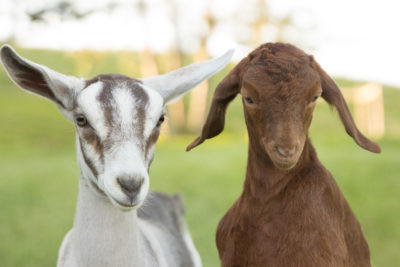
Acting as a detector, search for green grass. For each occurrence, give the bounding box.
[0,47,399,267]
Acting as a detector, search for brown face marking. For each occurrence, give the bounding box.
[79,141,99,178]
[81,127,103,156]
[145,127,161,163]
[128,82,149,148]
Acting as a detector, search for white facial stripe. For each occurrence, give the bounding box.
[76,81,108,140]
[102,141,149,202]
[113,87,137,135]
[105,142,147,176]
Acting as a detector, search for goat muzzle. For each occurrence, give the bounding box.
[262,138,303,170]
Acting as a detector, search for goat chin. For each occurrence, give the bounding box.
[268,155,298,170]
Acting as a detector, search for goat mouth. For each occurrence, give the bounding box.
[265,150,299,170]
[270,156,298,170]
[109,196,140,211]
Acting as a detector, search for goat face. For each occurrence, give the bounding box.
[74,75,164,210]
[240,62,322,170]
[1,45,233,211]
[187,42,380,164]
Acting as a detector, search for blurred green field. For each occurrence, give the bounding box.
[0,47,399,267]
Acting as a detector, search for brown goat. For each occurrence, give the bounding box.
[187,43,380,267]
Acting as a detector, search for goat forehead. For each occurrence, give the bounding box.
[246,44,318,88]
[244,67,319,99]
[112,88,142,128]
[76,75,162,140]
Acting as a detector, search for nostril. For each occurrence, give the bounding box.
[117,177,143,201]
[288,147,296,156]
[276,146,286,157]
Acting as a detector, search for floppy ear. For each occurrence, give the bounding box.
[186,56,250,151]
[0,44,84,111]
[313,59,381,153]
[140,49,234,104]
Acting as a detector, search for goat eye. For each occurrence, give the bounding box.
[244,96,254,104]
[157,115,165,126]
[311,95,319,103]
[75,115,88,127]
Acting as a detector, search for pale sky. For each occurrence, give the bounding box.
[1,0,400,86]
[268,0,400,87]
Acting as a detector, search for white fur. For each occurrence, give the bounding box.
[113,87,137,134]
[182,228,202,267]
[58,179,145,267]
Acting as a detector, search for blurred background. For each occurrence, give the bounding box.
[0,0,399,266]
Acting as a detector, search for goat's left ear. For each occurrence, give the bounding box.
[312,58,381,153]
[140,49,234,104]
[1,44,84,111]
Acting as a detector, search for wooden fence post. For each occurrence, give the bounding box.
[353,83,385,139]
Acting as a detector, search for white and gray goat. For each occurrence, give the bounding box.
[0,44,233,267]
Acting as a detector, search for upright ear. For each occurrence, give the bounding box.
[0,44,84,111]
[186,56,250,151]
[312,59,381,153]
[140,49,234,104]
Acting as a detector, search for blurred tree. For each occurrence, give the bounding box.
[164,0,187,133]
[26,1,93,21]
[186,4,213,133]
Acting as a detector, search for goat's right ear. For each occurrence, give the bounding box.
[186,57,249,151]
[0,44,84,110]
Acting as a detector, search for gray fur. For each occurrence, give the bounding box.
[139,192,195,267]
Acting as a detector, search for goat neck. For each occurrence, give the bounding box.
[71,178,145,267]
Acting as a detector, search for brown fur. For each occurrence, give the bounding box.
[188,43,380,267]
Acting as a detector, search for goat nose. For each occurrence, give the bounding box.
[117,177,143,201]
[276,145,297,157]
